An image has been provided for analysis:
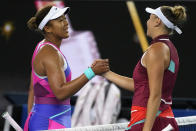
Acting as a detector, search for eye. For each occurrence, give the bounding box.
[59,18,64,22]
[59,17,66,22]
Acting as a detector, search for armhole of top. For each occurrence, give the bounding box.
[32,42,48,79]
[33,42,68,79]
[166,46,175,73]
[141,51,147,68]
[40,43,68,70]
[159,39,175,73]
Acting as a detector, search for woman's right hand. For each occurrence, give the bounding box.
[91,59,110,75]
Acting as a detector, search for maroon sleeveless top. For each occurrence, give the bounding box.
[132,34,179,111]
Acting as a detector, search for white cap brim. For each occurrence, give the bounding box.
[145,7,182,34]
[50,7,69,20]
[38,6,70,30]
[145,7,156,14]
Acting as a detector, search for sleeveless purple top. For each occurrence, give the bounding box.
[132,35,179,111]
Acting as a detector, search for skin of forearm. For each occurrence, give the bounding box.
[143,95,161,131]
[55,74,89,100]
[104,71,134,92]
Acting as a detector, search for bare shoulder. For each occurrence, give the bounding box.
[147,42,169,57]
[149,42,169,52]
[39,45,62,66]
[143,42,169,66]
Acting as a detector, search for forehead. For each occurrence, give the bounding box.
[56,14,66,19]
[55,15,66,20]
[150,14,157,18]
[48,15,66,25]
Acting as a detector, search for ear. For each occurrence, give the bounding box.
[43,25,52,33]
[154,17,161,27]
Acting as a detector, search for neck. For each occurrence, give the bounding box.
[151,28,168,39]
[44,35,62,48]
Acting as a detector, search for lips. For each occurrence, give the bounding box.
[64,27,68,32]
[65,27,68,30]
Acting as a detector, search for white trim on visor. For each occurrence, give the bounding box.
[145,7,182,34]
[38,6,69,30]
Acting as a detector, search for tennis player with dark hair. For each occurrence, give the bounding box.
[24,5,109,131]
[102,5,187,131]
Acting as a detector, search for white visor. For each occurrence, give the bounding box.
[38,6,69,30]
[145,7,182,34]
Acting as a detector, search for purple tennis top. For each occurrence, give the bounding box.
[24,40,72,131]
[132,34,179,112]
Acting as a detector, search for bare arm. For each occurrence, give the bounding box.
[103,71,134,92]
[42,46,109,100]
[27,72,34,113]
[142,43,170,131]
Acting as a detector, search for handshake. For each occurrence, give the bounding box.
[84,59,110,80]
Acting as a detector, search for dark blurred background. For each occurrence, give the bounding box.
[0,0,196,130]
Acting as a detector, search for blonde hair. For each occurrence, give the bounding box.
[161,5,187,34]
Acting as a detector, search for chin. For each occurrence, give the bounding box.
[63,34,69,39]
[146,31,150,37]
